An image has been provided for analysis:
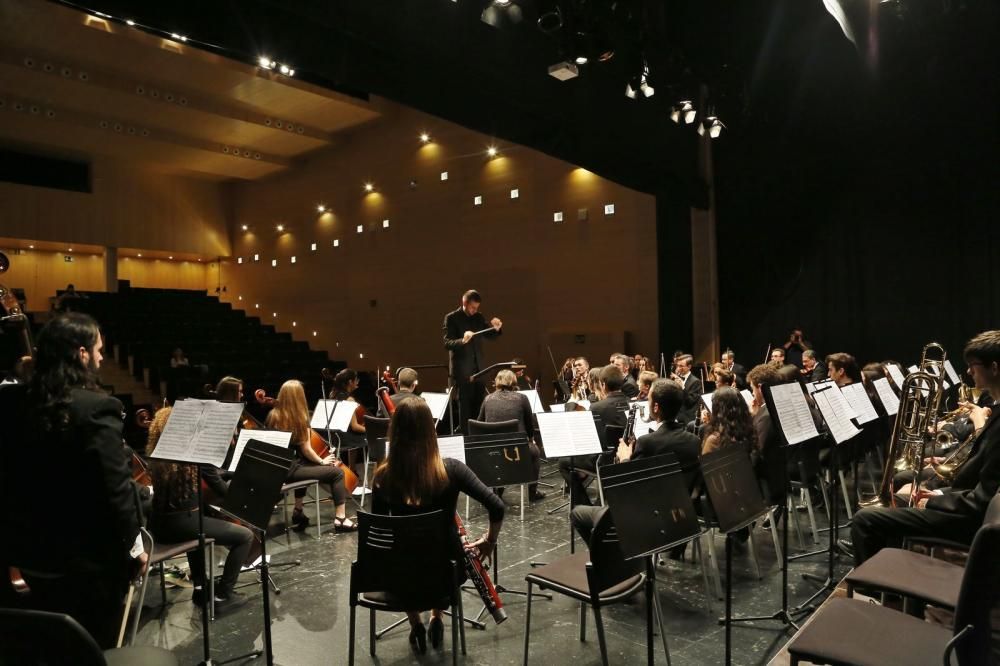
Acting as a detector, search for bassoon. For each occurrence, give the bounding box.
[454,513,507,624]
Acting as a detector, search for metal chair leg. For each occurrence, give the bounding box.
[787,496,805,550]
[593,604,610,666]
[348,604,356,666]
[747,529,762,579]
[838,470,854,519]
[457,588,467,655]
[818,477,832,522]
[803,486,819,545]
[704,529,724,600]
[522,582,533,666]
[692,536,713,613]
[768,508,783,567]
[369,608,376,657]
[580,601,587,641]
[652,587,672,666]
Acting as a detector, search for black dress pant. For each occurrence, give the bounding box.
[570,505,608,545]
[455,378,485,433]
[150,510,253,594]
[559,455,599,506]
[286,459,348,504]
[20,565,129,649]
[849,505,982,566]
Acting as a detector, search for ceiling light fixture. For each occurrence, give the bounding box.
[697,115,726,139]
[364,182,374,192]
[276,224,284,232]
[548,61,579,81]
[317,204,326,213]
[481,0,523,28]
[419,132,430,143]
[625,61,654,99]
[670,100,697,125]
[487,146,498,158]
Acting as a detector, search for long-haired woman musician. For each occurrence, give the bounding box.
[700,387,755,456]
[267,380,357,531]
[372,399,505,654]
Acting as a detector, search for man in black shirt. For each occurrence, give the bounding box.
[611,353,640,399]
[378,367,422,417]
[672,354,703,424]
[443,290,502,432]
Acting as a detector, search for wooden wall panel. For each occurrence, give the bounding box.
[221,103,658,385]
[0,249,104,310]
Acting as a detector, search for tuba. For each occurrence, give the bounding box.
[864,343,947,508]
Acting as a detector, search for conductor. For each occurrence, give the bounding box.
[443,289,502,432]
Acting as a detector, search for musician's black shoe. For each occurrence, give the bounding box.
[529,490,548,502]
[214,590,248,616]
[837,539,856,559]
[291,507,310,532]
[409,622,427,655]
[428,616,444,649]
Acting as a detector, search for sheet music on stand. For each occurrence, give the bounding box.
[873,377,900,416]
[517,389,545,414]
[437,435,466,463]
[419,390,452,421]
[925,364,951,389]
[549,403,566,413]
[229,429,291,472]
[807,379,833,395]
[149,399,245,467]
[701,392,714,414]
[840,383,879,424]
[768,382,820,445]
[740,389,754,410]
[886,363,907,390]
[943,360,961,385]
[309,399,355,432]
[812,387,861,444]
[535,411,602,457]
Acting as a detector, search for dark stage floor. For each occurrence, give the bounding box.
[132,462,854,666]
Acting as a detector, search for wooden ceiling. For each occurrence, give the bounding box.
[0,0,381,181]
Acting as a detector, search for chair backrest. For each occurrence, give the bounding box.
[604,425,625,452]
[952,493,1000,664]
[364,415,390,460]
[585,509,643,595]
[468,418,520,435]
[351,510,457,609]
[0,608,106,666]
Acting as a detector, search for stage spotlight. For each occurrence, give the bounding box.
[364,182,374,192]
[548,61,579,81]
[697,116,726,138]
[487,146,498,157]
[670,100,696,124]
[276,224,284,232]
[574,55,588,65]
[317,204,326,213]
[625,62,654,99]
[258,56,274,69]
[481,0,523,28]
[419,132,430,143]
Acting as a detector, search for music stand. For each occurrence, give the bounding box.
[701,448,771,666]
[463,432,551,620]
[218,439,295,666]
[601,454,702,666]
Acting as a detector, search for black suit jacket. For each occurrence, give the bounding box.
[929,411,1000,517]
[633,422,701,474]
[621,374,640,399]
[677,374,703,424]
[589,392,630,430]
[809,364,828,382]
[1,386,141,574]
[443,307,501,381]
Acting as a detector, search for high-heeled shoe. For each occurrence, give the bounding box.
[408,622,427,655]
[428,616,444,649]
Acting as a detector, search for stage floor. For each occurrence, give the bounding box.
[133,461,851,666]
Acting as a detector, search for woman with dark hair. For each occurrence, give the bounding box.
[701,387,756,456]
[372,399,504,654]
[1,313,143,648]
[330,368,367,470]
[147,407,252,614]
[268,379,356,531]
[215,375,244,403]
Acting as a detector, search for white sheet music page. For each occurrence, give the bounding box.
[536,411,602,457]
[518,389,545,414]
[873,378,900,416]
[943,360,961,385]
[822,383,857,420]
[419,391,452,421]
[807,379,834,395]
[549,403,566,413]
[841,383,879,424]
[150,399,244,467]
[701,392,714,414]
[310,399,339,430]
[230,429,291,471]
[768,383,820,445]
[740,389,754,410]
[813,389,861,444]
[437,435,466,463]
[886,363,907,390]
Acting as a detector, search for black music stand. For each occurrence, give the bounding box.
[701,448,771,666]
[726,384,816,632]
[602,454,702,666]
[218,440,295,666]
[463,432,551,620]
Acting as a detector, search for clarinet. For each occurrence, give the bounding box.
[454,513,507,624]
[617,403,640,462]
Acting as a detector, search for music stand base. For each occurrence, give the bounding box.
[215,650,263,666]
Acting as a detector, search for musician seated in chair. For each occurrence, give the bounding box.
[478,369,545,501]
[847,330,1000,565]
[572,379,700,545]
[372,399,504,654]
[559,365,629,506]
[611,353,640,399]
[267,380,357,532]
[146,407,252,614]
[377,367,422,417]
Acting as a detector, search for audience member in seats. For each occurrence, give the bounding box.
[267,380,357,532]
[170,347,190,368]
[372,399,505,654]
[611,353,640,398]
[0,313,144,648]
[378,367,422,417]
[147,407,251,614]
[802,350,827,382]
[478,369,545,500]
[671,354,703,425]
[826,352,862,387]
[559,365,630,506]
[849,330,1000,565]
[54,283,87,312]
[573,379,700,548]
[637,370,658,401]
